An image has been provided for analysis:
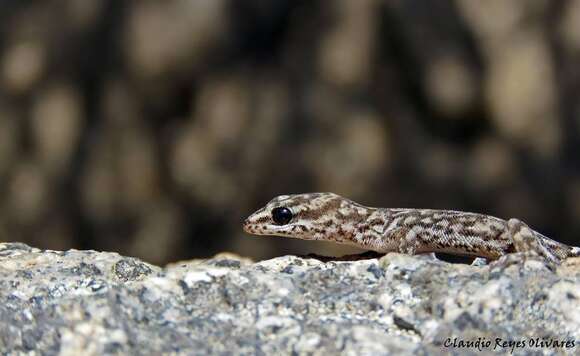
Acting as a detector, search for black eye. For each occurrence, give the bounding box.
[272,207,293,225]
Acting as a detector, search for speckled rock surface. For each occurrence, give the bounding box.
[0,242,579,355]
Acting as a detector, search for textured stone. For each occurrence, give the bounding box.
[0,242,578,355]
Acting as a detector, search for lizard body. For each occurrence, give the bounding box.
[243,192,580,264]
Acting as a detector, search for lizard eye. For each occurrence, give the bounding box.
[272,207,293,225]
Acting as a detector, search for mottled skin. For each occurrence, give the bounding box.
[244,192,580,264]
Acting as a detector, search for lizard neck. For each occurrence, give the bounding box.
[325,200,377,244]
[348,208,397,252]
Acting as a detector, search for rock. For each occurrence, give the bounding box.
[0,243,578,355]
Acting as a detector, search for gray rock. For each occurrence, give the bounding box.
[0,243,578,355]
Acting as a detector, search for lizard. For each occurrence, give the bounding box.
[243,192,580,266]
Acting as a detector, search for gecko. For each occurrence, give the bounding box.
[243,192,580,266]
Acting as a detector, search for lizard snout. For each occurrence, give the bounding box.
[242,218,255,233]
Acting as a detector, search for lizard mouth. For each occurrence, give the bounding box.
[242,219,275,235]
[243,219,297,237]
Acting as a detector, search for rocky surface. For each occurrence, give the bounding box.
[0,242,578,355]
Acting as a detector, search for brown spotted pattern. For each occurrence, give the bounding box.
[244,193,580,262]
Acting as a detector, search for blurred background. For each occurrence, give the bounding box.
[1,0,580,264]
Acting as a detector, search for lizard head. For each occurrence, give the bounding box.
[243,192,370,241]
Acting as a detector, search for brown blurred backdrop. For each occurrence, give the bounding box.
[1,0,580,264]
